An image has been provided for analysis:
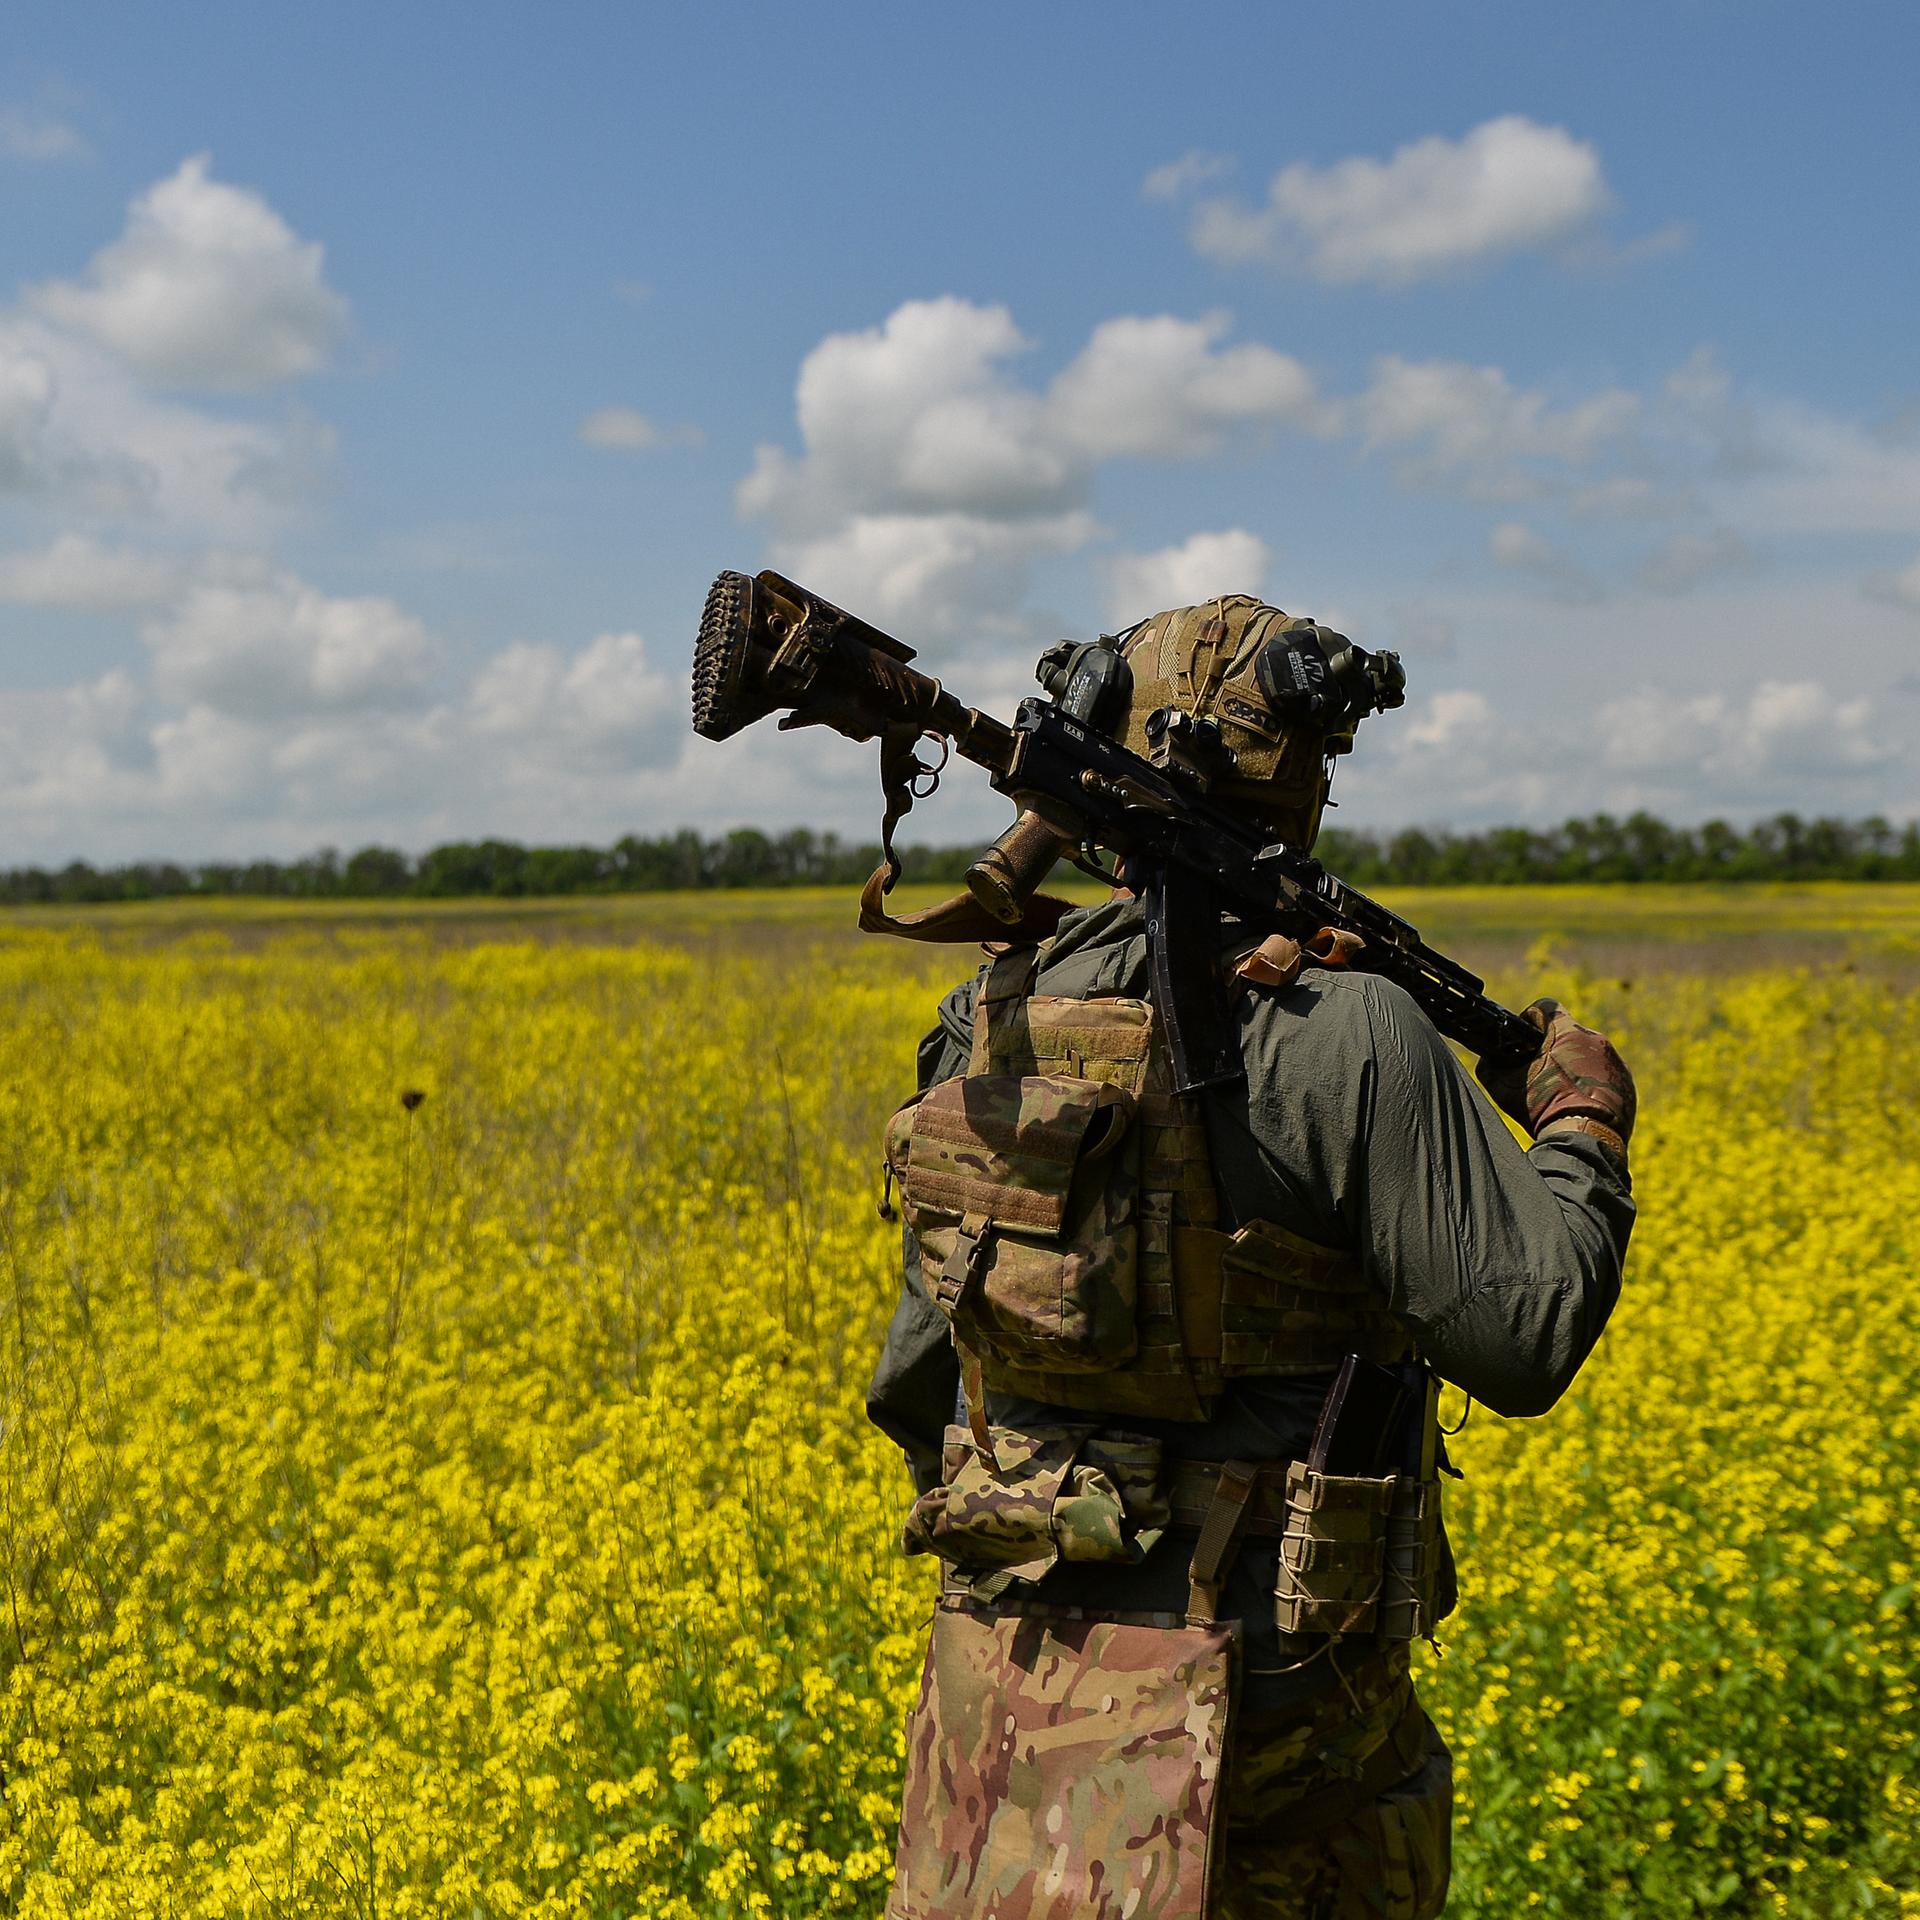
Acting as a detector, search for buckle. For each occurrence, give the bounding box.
[938,1212,996,1309]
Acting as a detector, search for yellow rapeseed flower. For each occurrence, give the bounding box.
[0,907,1911,1914]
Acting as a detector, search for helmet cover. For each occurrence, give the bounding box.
[1115,595,1377,847]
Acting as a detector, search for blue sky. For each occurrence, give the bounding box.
[2,2,1917,859]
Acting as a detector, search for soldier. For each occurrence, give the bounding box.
[867,595,1636,1919]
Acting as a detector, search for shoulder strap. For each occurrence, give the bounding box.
[1185,1460,1259,1623]
[967,944,1045,1074]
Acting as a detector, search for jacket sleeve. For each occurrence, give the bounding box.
[1232,972,1635,1419]
[863,977,975,1491]
[1344,977,1635,1416]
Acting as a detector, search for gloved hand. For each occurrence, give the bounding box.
[1477,999,1636,1155]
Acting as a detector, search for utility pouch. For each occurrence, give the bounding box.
[886,1595,1236,1920]
[1272,1463,1442,1641]
[901,1423,1167,1584]
[887,1073,1139,1373]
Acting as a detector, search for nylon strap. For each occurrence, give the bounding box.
[1172,1225,1229,1363]
[1186,1459,1259,1623]
[967,945,1045,1074]
[1167,1458,1290,1538]
[857,863,1078,947]
[957,1344,991,1451]
[876,726,925,893]
[979,944,1043,1007]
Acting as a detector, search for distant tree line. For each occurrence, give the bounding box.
[1313,811,1920,886]
[4,813,1919,906]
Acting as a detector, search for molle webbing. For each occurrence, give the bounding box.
[1212,1220,1411,1376]
[1167,1458,1292,1538]
[966,947,1213,1419]
[963,946,1404,1423]
[966,945,1151,1086]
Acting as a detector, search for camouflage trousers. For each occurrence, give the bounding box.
[1214,1647,1451,1920]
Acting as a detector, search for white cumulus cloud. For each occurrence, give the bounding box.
[739,296,1326,645]
[1600,681,1892,794]
[0,315,327,531]
[577,406,704,452]
[1141,151,1233,203]
[742,297,1326,533]
[739,298,1069,531]
[0,610,698,860]
[1487,521,1603,602]
[772,509,1100,643]
[1358,355,1639,501]
[0,154,353,531]
[1105,529,1270,626]
[0,340,58,490]
[467,631,681,772]
[0,535,188,610]
[32,154,348,389]
[1335,686,1564,825]
[1048,313,1323,460]
[142,571,435,719]
[1401,688,1495,755]
[1188,116,1611,285]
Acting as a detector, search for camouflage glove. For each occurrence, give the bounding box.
[1477,999,1636,1159]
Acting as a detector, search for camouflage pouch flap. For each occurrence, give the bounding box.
[899,1074,1133,1235]
[1053,1428,1170,1562]
[902,1426,1087,1579]
[887,1597,1236,1920]
[902,1424,1169,1584]
[890,1072,1142,1375]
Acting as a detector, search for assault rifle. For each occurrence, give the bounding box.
[691,569,1543,1091]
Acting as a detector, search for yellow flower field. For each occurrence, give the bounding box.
[0,890,1915,1916]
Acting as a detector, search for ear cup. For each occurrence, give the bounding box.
[1254,632,1335,723]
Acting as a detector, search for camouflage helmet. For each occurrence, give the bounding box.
[1042,595,1405,849]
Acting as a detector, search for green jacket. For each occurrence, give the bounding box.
[866,896,1634,1704]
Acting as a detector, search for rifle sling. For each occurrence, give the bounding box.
[857,864,1078,945]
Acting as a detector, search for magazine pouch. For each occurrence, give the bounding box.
[886,1595,1237,1920]
[1272,1463,1443,1640]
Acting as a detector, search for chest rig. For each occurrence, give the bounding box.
[887,943,1410,1427]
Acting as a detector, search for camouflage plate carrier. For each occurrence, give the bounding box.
[883,942,1449,1917]
[887,945,1412,1425]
